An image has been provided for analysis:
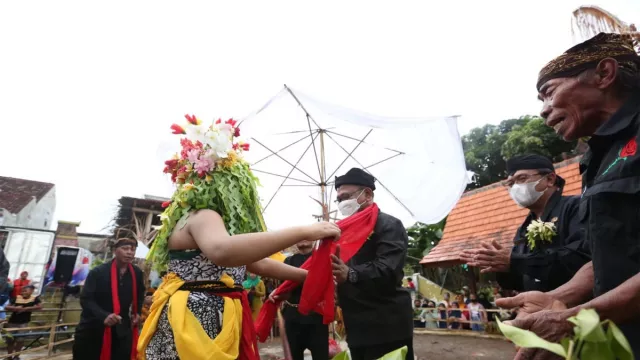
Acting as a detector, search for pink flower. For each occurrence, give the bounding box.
[194,157,214,176]
[187,149,200,164]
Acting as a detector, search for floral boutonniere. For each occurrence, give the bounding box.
[526,218,557,250]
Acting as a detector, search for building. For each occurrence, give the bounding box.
[113,195,167,244]
[420,157,582,268]
[77,232,110,259]
[0,176,56,230]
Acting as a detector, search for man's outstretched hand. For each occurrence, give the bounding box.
[497,291,573,360]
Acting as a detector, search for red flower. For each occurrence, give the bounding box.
[164,159,179,168]
[241,143,250,151]
[161,201,171,208]
[184,114,201,125]
[620,137,637,158]
[170,124,186,135]
[225,118,237,127]
[234,127,241,137]
[215,118,222,124]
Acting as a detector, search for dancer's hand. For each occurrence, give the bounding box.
[459,239,510,273]
[104,313,122,327]
[268,290,290,303]
[496,291,566,319]
[307,221,341,241]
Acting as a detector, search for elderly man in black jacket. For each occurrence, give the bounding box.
[461,154,591,293]
[330,168,414,360]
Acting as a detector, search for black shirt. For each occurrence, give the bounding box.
[579,91,640,355]
[497,189,591,292]
[336,211,413,347]
[282,253,324,325]
[77,261,145,331]
[8,295,41,324]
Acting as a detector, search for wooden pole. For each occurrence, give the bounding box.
[319,130,329,221]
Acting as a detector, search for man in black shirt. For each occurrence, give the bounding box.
[5,285,41,358]
[461,154,590,292]
[73,238,145,360]
[330,168,413,360]
[283,240,328,360]
[497,33,640,358]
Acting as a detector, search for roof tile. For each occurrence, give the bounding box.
[0,176,55,214]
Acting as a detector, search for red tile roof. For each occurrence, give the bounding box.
[420,157,582,267]
[0,176,55,214]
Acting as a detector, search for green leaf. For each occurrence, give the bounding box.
[580,341,614,360]
[332,350,351,360]
[377,346,408,360]
[496,319,567,357]
[606,321,635,360]
[568,309,606,342]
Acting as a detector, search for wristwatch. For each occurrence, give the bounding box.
[347,268,358,283]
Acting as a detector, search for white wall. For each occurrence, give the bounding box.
[0,187,56,230]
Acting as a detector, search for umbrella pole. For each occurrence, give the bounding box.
[319,130,330,221]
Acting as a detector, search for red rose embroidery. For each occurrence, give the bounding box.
[620,137,637,158]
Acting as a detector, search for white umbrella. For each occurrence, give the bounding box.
[238,86,470,229]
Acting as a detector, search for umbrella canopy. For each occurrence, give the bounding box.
[239,86,469,230]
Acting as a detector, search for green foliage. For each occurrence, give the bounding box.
[90,258,104,269]
[463,115,578,189]
[497,309,634,360]
[405,219,446,274]
[148,161,266,272]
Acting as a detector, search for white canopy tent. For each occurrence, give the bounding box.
[238,86,470,230]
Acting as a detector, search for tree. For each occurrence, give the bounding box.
[405,219,446,274]
[501,116,577,161]
[463,115,579,189]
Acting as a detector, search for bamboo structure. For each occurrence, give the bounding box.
[571,6,639,51]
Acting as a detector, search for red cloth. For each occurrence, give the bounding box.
[224,290,260,360]
[100,261,139,360]
[255,203,379,342]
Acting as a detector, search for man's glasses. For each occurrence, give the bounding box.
[334,190,364,204]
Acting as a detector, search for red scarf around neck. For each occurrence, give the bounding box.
[255,203,379,342]
[100,261,139,360]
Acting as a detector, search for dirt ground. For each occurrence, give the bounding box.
[259,332,517,360]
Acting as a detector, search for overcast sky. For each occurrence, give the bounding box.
[1,1,639,233]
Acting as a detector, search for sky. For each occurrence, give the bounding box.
[1,0,639,234]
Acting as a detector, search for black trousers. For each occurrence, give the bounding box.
[285,321,329,360]
[72,326,132,360]
[350,337,414,360]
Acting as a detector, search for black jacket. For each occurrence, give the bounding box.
[579,91,640,355]
[77,261,145,331]
[497,189,591,292]
[336,211,413,347]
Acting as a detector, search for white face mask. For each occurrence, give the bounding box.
[509,178,545,208]
[338,190,365,217]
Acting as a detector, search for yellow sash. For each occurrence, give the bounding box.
[137,273,243,360]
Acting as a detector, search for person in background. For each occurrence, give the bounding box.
[282,240,329,360]
[11,272,30,299]
[455,293,470,330]
[5,285,42,359]
[73,238,145,360]
[422,300,439,329]
[461,154,591,293]
[466,293,487,332]
[413,299,423,328]
[437,303,448,329]
[330,168,414,360]
[243,272,265,320]
[442,292,451,308]
[447,302,462,330]
[461,286,470,304]
[0,279,13,322]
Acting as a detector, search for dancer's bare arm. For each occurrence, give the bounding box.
[188,210,340,267]
[247,258,306,283]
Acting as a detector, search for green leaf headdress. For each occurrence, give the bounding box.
[148,115,267,272]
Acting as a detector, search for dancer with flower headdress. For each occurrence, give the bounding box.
[137,115,341,360]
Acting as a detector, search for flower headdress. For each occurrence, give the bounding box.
[148,114,266,271]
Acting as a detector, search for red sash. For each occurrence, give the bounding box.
[255,203,379,342]
[100,261,139,360]
[224,291,260,360]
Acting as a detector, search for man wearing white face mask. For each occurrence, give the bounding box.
[460,154,590,293]
[330,168,414,360]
